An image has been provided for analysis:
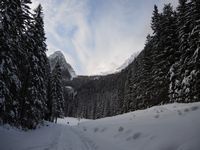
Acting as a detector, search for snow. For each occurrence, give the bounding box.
[57,117,89,126]
[0,102,200,150]
[65,86,73,89]
[116,52,139,71]
[100,52,139,75]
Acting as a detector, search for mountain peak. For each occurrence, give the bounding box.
[49,51,65,59]
[49,51,76,80]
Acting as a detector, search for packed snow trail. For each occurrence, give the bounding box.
[0,124,98,150]
[0,102,200,150]
[0,119,122,150]
[51,125,97,150]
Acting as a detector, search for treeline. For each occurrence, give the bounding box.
[0,1,64,129]
[131,0,200,108]
[65,74,124,119]
[65,0,200,119]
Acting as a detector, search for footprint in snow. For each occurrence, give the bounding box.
[133,132,142,139]
[184,108,190,112]
[154,114,159,118]
[100,127,107,132]
[177,110,182,116]
[118,126,124,132]
[126,132,142,141]
[190,106,199,111]
[94,127,99,132]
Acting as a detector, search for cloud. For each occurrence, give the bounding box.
[30,0,179,75]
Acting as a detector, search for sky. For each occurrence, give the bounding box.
[31,0,178,75]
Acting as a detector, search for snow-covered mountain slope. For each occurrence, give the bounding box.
[100,52,139,75]
[49,51,76,80]
[116,52,139,72]
[1,102,200,150]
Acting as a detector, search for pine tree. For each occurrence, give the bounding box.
[151,5,161,36]
[170,0,200,102]
[0,0,31,126]
[0,1,52,128]
[30,4,48,122]
[51,62,65,123]
[139,35,154,107]
[45,61,53,121]
[186,0,200,101]
[169,0,190,102]
[181,0,200,102]
[150,4,178,104]
[122,69,133,112]
[20,4,49,128]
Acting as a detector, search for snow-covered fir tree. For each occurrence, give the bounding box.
[51,62,65,123]
[20,4,49,129]
[0,0,31,126]
[0,1,55,129]
[169,0,200,103]
[169,0,189,102]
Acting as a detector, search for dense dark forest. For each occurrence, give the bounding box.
[64,0,200,119]
[0,1,65,129]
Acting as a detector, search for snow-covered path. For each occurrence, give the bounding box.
[0,123,99,150]
[1,102,200,150]
[49,125,96,150]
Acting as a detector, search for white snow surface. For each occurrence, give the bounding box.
[0,102,200,150]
